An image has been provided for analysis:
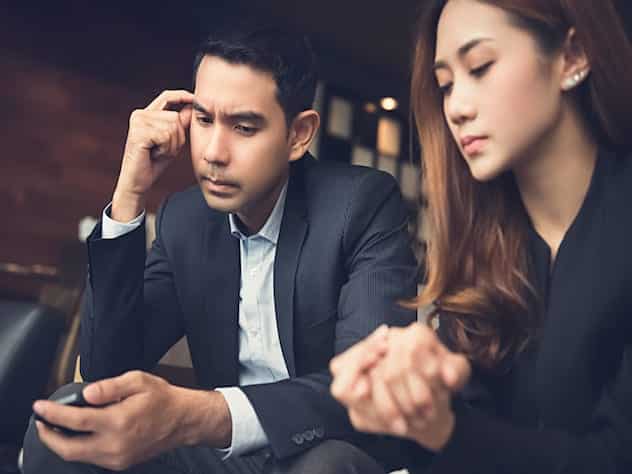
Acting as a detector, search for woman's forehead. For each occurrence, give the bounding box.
[435,1,512,60]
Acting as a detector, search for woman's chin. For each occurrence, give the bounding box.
[471,170,499,182]
[467,156,508,183]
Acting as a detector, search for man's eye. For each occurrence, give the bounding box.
[471,62,493,77]
[196,115,213,125]
[235,124,257,135]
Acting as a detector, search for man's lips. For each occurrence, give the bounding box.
[201,177,239,193]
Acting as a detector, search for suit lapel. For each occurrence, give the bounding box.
[274,159,309,377]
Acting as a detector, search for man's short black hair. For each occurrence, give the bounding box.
[192,24,318,126]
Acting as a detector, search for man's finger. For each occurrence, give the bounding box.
[179,104,193,129]
[83,370,151,406]
[330,325,389,375]
[32,402,107,433]
[147,90,194,111]
[35,420,98,463]
[370,370,407,436]
[348,408,377,434]
[406,372,434,414]
[330,327,389,400]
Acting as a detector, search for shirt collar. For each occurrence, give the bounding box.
[229,181,288,245]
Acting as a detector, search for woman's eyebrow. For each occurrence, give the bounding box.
[433,37,494,71]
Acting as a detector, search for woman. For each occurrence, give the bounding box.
[330,0,632,472]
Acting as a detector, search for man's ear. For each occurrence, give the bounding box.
[559,28,591,91]
[288,110,320,162]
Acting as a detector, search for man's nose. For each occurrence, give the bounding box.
[203,126,230,166]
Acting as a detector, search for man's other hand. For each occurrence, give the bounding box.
[33,370,231,471]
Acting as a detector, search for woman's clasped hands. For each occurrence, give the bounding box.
[330,322,471,451]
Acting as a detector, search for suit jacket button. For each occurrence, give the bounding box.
[292,434,304,445]
[304,430,314,441]
[315,427,324,438]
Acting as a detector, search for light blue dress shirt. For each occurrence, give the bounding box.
[101,183,290,457]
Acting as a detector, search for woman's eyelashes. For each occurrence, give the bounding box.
[438,82,453,96]
[437,62,494,96]
[470,61,494,77]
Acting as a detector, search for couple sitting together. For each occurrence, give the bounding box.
[24,1,632,473]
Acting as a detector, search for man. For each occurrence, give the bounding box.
[23,25,417,473]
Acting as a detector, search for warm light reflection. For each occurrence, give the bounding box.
[364,102,377,113]
[380,97,398,111]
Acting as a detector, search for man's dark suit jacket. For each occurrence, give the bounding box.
[79,153,418,462]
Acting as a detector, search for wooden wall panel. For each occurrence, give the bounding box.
[1,14,197,284]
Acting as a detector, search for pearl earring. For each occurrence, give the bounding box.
[563,70,587,90]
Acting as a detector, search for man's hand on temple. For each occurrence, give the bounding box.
[112,89,193,222]
[33,370,231,471]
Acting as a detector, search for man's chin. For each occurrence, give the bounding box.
[201,191,241,214]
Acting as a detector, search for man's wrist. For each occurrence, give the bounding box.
[111,188,146,223]
[174,387,232,448]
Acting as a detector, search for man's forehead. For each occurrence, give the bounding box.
[194,56,279,113]
[196,55,277,90]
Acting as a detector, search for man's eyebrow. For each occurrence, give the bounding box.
[223,111,266,124]
[192,101,210,114]
[192,102,265,123]
[433,38,494,71]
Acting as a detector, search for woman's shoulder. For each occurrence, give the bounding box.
[600,148,632,250]
[607,147,632,184]
[601,147,632,202]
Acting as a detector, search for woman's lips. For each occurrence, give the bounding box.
[460,136,488,156]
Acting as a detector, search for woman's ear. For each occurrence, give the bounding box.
[560,28,591,91]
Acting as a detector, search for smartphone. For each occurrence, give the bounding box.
[34,384,92,436]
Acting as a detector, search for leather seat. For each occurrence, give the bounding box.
[0,300,65,444]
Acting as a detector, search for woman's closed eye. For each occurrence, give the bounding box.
[438,62,494,95]
[438,82,453,96]
[470,61,494,77]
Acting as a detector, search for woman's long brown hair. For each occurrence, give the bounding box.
[412,0,632,369]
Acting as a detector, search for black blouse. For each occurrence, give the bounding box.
[424,148,632,473]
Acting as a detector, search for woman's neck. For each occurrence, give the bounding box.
[513,105,597,261]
